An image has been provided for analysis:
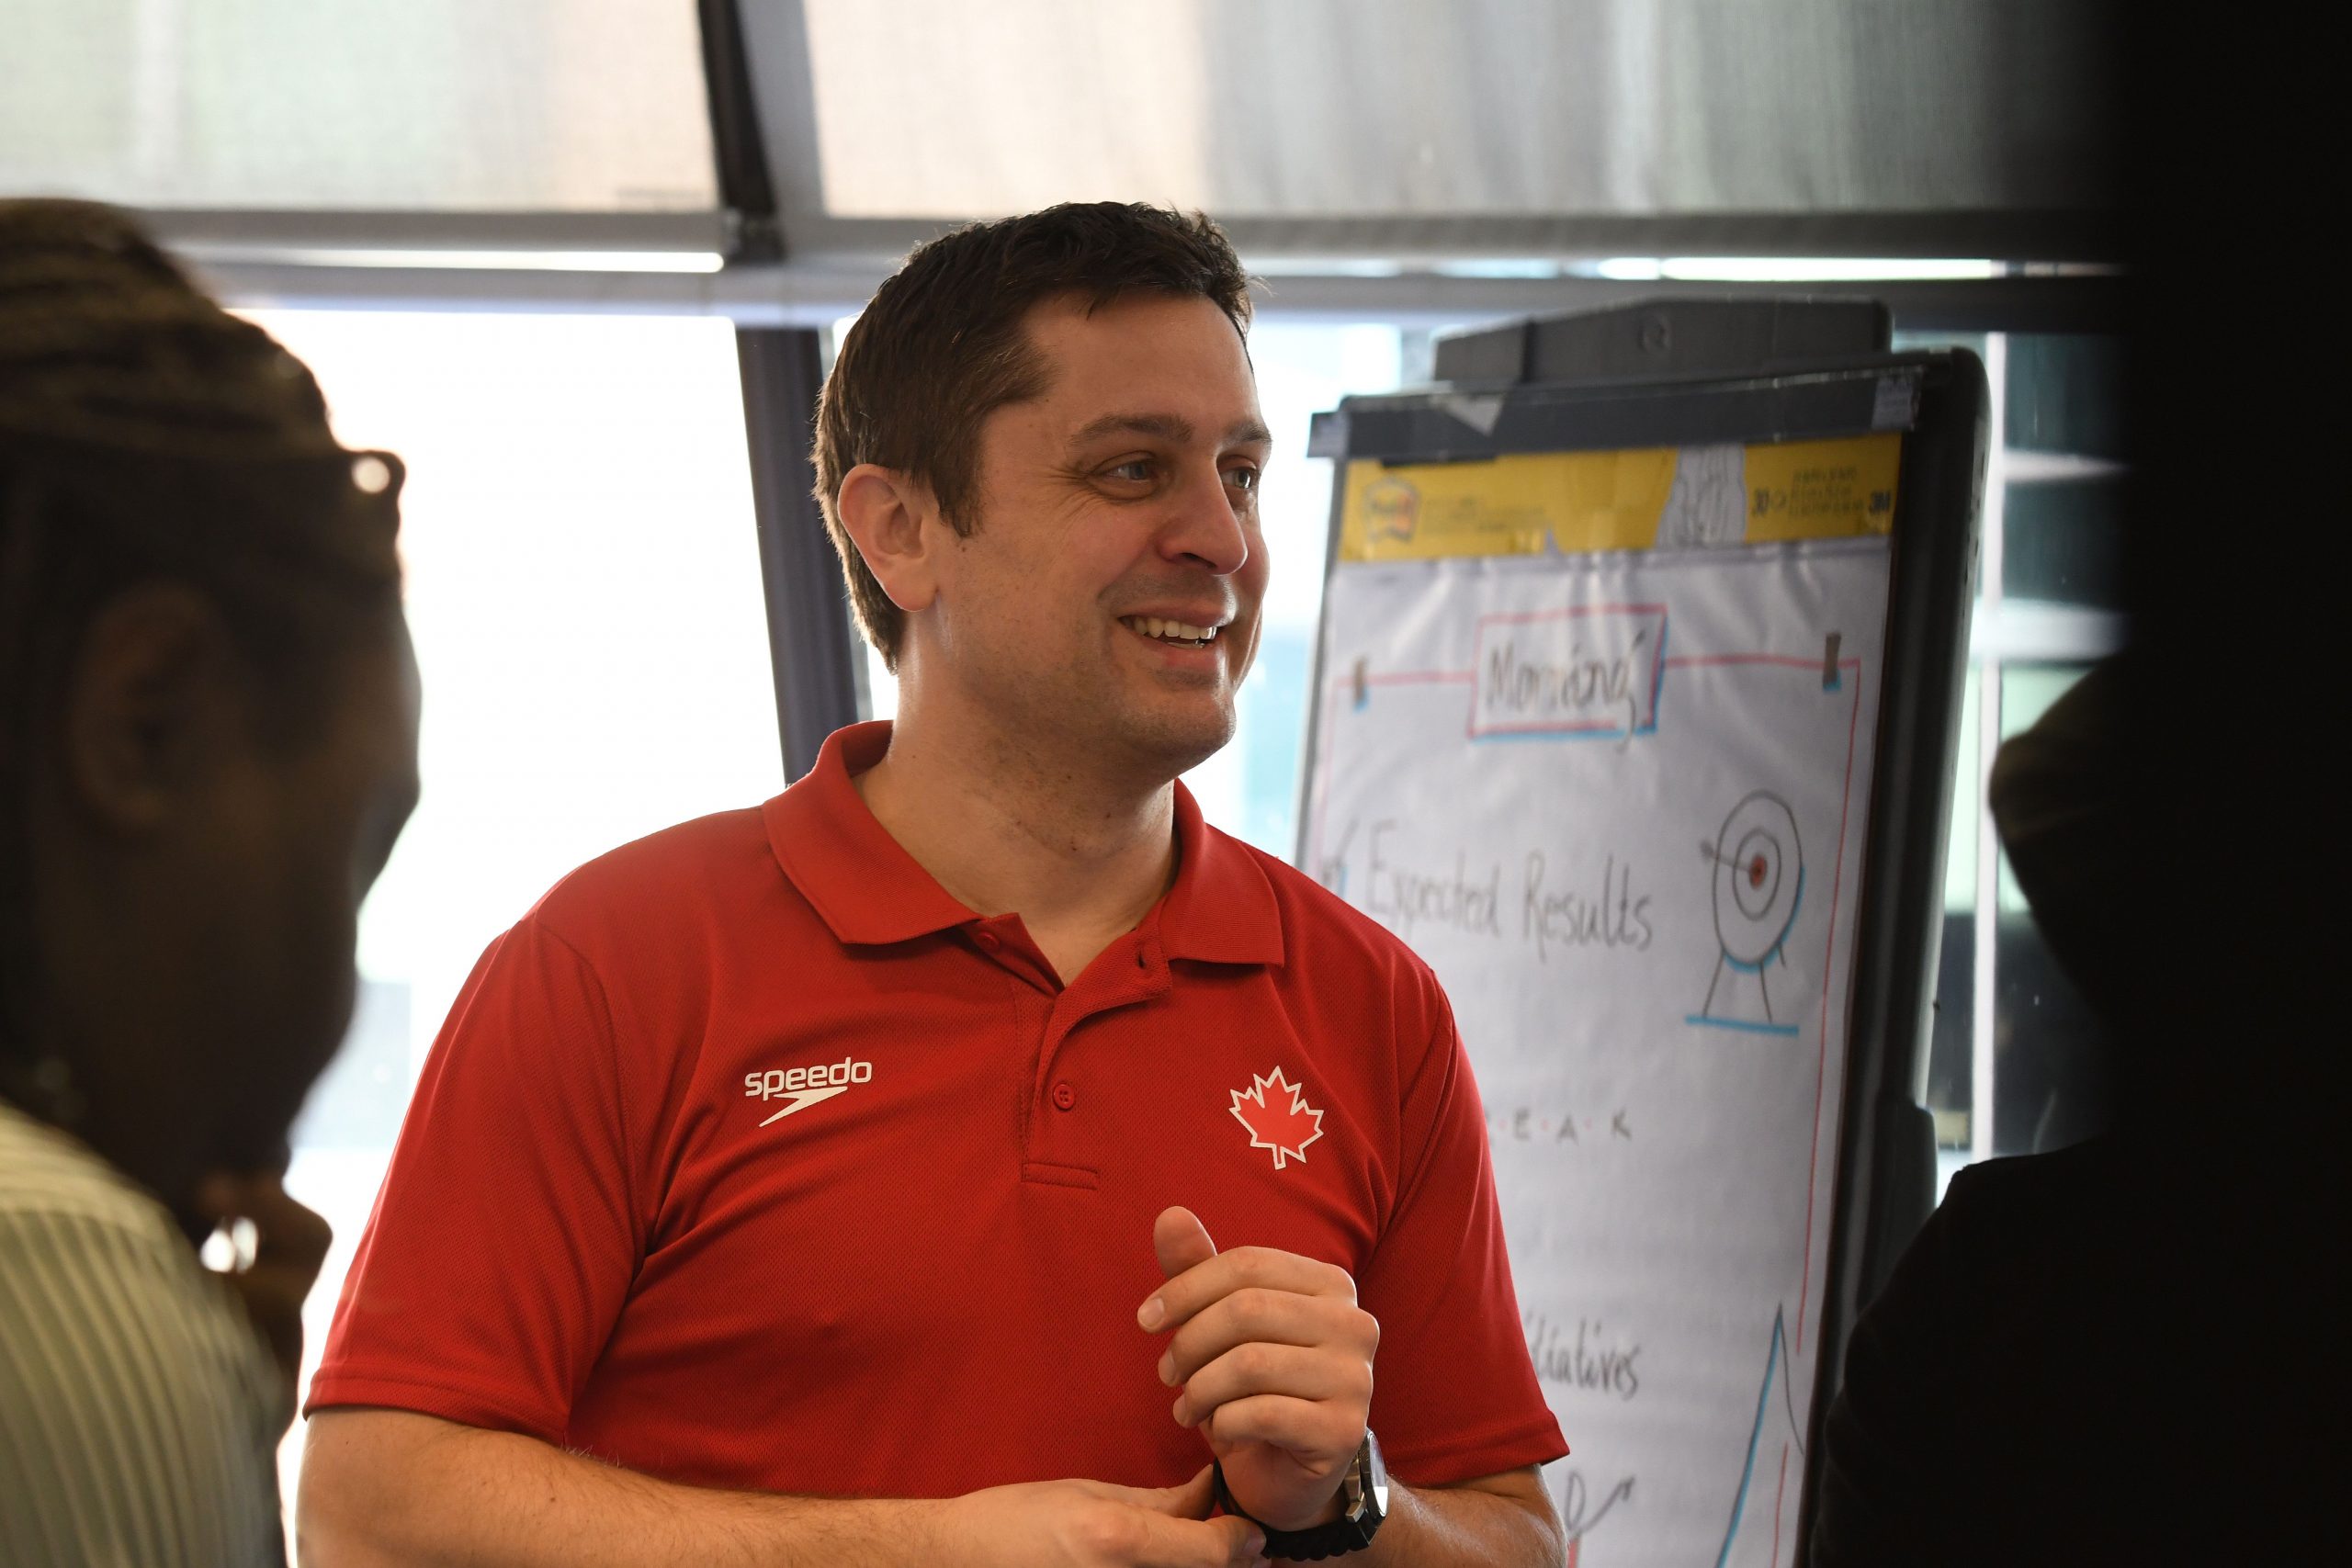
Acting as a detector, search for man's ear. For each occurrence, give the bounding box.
[835,464,945,615]
[60,582,246,836]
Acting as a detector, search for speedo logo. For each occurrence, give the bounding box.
[743,1057,873,1126]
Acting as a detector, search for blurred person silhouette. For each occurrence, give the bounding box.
[1814,653,2335,1562]
[1810,661,2157,1565]
[0,199,419,1566]
[1811,24,2338,1561]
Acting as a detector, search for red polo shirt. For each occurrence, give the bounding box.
[311,722,1565,1495]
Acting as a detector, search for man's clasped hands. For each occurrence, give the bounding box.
[940,1205,1381,1568]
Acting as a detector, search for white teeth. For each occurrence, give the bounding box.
[1121,615,1220,643]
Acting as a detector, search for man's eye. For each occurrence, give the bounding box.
[1225,466,1261,493]
[1104,459,1157,483]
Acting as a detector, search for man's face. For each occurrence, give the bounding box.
[922,291,1272,781]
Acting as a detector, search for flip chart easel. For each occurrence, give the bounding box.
[1295,304,1984,1565]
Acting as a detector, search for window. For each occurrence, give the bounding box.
[1895,331,2126,1199]
[238,309,779,1506]
[3,0,714,213]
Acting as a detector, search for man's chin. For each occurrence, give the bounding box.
[1122,707,1237,782]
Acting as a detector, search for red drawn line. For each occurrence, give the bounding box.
[1664,654,1864,671]
[1363,670,1474,686]
[1796,663,1867,1357]
[1770,1443,1790,1568]
[1477,602,1668,626]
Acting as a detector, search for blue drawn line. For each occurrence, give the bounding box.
[1686,1015,1802,1037]
[1714,1307,1791,1568]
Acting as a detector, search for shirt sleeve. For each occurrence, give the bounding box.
[0,1205,287,1568]
[307,916,646,1442]
[1354,986,1568,1486]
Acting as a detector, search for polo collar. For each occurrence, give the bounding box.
[1160,773,1285,967]
[764,721,1284,966]
[763,723,976,945]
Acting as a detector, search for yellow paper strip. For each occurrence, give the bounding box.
[1336,434,1902,562]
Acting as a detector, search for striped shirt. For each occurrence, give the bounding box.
[0,1100,287,1567]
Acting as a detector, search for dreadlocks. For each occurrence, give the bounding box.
[0,197,403,1094]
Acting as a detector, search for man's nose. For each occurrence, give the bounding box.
[1158,466,1251,576]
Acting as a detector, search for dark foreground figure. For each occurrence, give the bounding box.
[1811,26,2341,1562]
[0,199,419,1565]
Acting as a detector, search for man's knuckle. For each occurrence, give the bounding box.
[1229,1288,1277,1333]
[1076,1507,1139,1560]
[1238,1248,1287,1286]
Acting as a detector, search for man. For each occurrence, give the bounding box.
[0,199,421,1564]
[301,203,1566,1567]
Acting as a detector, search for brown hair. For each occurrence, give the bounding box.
[812,202,1251,671]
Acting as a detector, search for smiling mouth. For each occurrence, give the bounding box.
[1118,615,1222,649]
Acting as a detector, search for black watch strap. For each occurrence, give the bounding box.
[1212,1434,1387,1561]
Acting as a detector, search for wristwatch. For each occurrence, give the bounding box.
[1212,1431,1388,1561]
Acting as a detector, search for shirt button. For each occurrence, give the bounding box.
[976,931,1000,951]
[1052,1081,1078,1111]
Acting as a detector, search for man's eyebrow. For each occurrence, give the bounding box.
[1067,412,1273,449]
[1069,412,1193,446]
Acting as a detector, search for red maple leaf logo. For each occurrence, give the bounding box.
[1229,1066,1325,1170]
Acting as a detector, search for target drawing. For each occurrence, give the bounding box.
[1689,791,1805,1037]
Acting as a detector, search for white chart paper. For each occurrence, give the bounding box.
[1303,537,1892,1567]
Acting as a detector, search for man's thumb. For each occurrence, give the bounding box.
[1209,1511,1269,1565]
[1137,1463,1219,1519]
[1152,1205,1217,1281]
[1131,1471,1267,1566]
